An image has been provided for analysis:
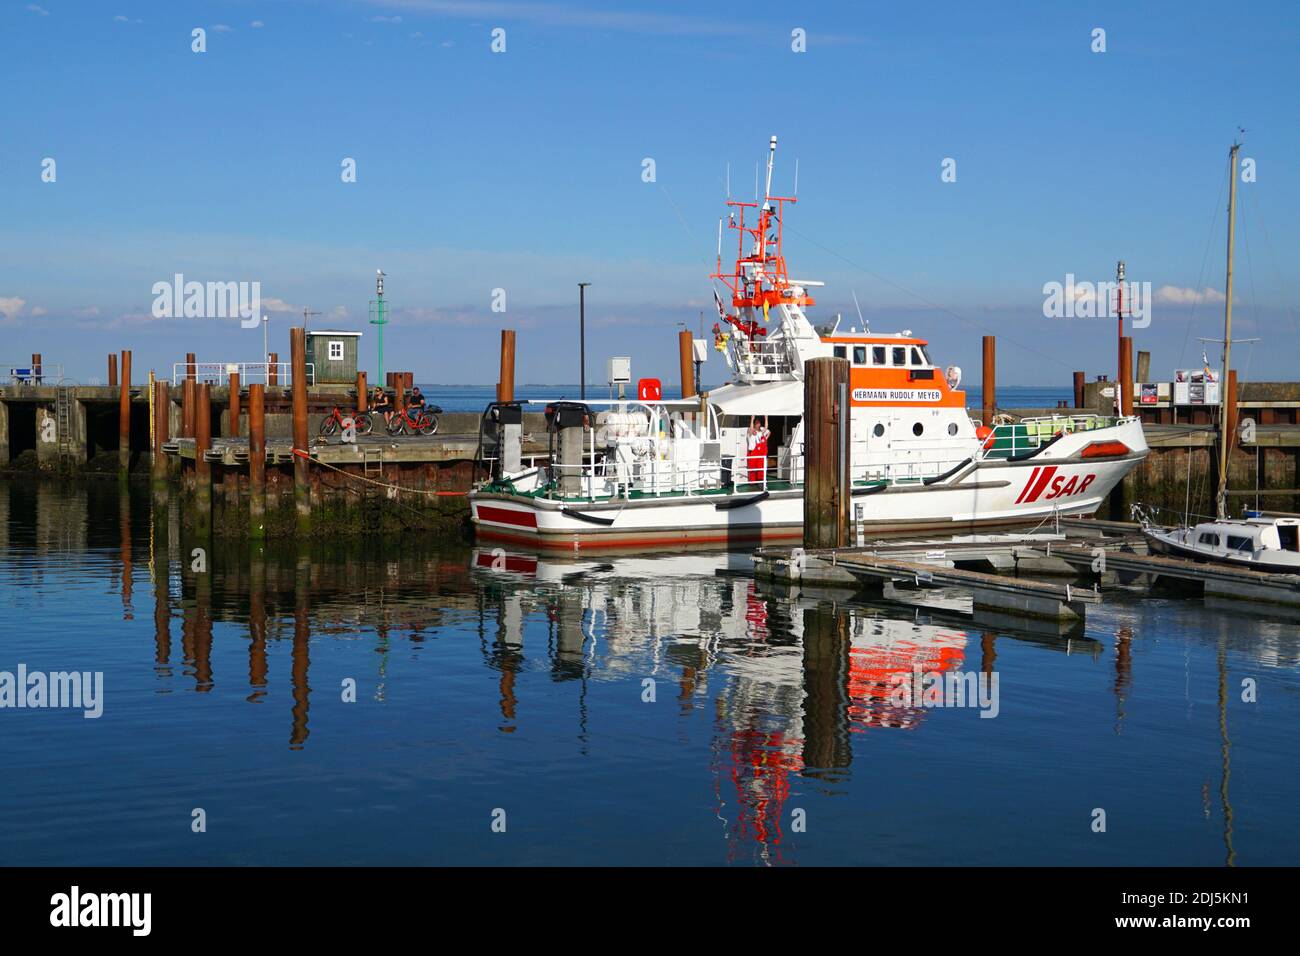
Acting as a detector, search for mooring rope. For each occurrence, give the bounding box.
[291,447,468,497]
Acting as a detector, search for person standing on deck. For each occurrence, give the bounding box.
[746,416,770,483]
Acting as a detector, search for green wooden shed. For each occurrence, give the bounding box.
[305,330,363,385]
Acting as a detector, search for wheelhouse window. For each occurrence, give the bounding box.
[832,345,847,359]
[853,346,867,365]
[1198,532,1220,547]
[873,346,886,365]
[1226,535,1254,552]
[892,347,906,366]
[911,347,926,366]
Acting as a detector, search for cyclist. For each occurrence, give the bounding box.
[372,387,394,428]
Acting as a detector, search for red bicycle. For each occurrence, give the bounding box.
[386,404,440,436]
[319,405,373,438]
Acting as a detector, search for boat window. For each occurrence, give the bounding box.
[1198,532,1220,547]
[918,345,932,365]
[853,346,867,365]
[912,422,924,436]
[873,423,885,437]
[873,346,886,365]
[948,422,959,436]
[833,346,847,360]
[1280,525,1299,552]
[892,347,906,366]
[911,347,925,366]
[1226,535,1254,552]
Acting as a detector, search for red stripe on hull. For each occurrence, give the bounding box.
[475,505,538,529]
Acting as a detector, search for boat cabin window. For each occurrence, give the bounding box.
[1198,532,1221,547]
[873,346,886,365]
[1280,525,1299,552]
[1226,535,1254,552]
[911,347,926,366]
[853,346,867,365]
[832,345,847,360]
[916,345,932,365]
[892,347,906,366]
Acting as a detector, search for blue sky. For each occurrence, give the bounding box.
[2,0,1298,387]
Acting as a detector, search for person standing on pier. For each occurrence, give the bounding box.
[747,416,770,483]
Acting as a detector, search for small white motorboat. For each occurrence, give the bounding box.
[1138,508,1300,574]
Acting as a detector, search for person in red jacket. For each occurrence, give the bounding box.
[746,416,770,483]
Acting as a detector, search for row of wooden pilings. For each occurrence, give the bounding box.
[138,331,320,537]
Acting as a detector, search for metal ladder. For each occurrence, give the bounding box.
[55,386,73,466]
[363,446,383,477]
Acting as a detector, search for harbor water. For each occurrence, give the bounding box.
[1,478,1296,867]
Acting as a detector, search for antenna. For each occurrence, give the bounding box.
[725,162,730,199]
[851,289,865,327]
[793,157,799,197]
[302,307,321,331]
[763,134,777,206]
[754,160,759,200]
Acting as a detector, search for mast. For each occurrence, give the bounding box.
[1115,260,1125,416]
[1215,142,1240,519]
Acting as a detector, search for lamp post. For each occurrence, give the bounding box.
[578,282,591,400]
[370,269,388,385]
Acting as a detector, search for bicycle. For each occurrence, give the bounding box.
[319,405,373,438]
[386,403,441,436]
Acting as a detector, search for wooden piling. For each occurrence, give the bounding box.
[181,378,195,438]
[679,329,696,399]
[152,380,169,494]
[118,350,132,475]
[497,330,516,403]
[195,383,212,534]
[356,371,368,412]
[1136,350,1151,385]
[228,371,241,437]
[1119,336,1134,416]
[981,336,996,424]
[290,327,311,532]
[32,353,42,384]
[803,356,851,549]
[108,354,118,388]
[248,383,266,539]
[268,352,279,386]
[1073,371,1086,409]
[185,353,196,382]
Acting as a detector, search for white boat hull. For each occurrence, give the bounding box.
[471,420,1147,551]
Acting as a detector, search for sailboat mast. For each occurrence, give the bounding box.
[1216,142,1240,519]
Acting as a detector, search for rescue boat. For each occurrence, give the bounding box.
[469,137,1148,551]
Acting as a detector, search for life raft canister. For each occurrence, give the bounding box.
[976,425,995,450]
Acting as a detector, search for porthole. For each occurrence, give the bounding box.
[873,423,885,437]
[913,422,924,436]
[948,423,958,436]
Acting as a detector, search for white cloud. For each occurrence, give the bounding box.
[31,306,48,317]
[261,297,301,314]
[372,15,403,23]
[0,297,27,321]
[1155,285,1226,305]
[251,20,264,29]
[26,4,50,16]
[212,23,233,33]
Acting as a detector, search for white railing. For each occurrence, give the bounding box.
[5,362,65,384]
[171,362,314,386]
[731,338,795,380]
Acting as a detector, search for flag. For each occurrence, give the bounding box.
[762,299,769,323]
[713,288,728,321]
